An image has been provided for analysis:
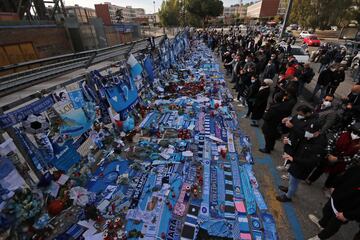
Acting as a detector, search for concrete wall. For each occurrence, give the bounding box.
[104,26,121,46]
[0,25,73,59]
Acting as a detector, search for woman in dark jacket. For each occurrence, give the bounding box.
[260,90,297,153]
[245,75,261,117]
[250,79,273,127]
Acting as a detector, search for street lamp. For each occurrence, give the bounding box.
[153,1,156,25]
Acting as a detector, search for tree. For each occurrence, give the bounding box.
[159,0,181,27]
[290,0,354,30]
[186,0,224,27]
[115,9,124,23]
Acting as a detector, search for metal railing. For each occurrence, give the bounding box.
[0,35,165,97]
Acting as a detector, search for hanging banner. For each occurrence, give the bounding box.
[66,83,86,109]
[0,95,54,129]
[105,75,139,120]
[144,56,155,82]
[127,54,143,78]
[53,101,94,137]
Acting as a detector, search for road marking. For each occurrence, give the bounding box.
[254,127,305,240]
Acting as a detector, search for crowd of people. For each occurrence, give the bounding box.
[196,28,360,240]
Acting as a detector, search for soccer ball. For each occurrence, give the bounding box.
[22,114,49,134]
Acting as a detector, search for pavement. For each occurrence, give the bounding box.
[221,56,358,240]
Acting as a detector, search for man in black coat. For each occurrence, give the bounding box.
[262,59,276,80]
[276,122,327,202]
[311,67,334,101]
[308,165,360,240]
[260,91,297,153]
[298,63,315,96]
[250,79,273,127]
[326,66,345,95]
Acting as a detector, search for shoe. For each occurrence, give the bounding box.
[278,185,288,193]
[307,236,321,240]
[259,148,271,154]
[308,214,324,230]
[281,174,289,180]
[241,115,249,118]
[237,104,245,107]
[233,99,239,102]
[276,194,292,202]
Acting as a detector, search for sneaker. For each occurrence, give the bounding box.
[281,174,289,180]
[307,236,321,240]
[237,104,245,107]
[233,99,239,102]
[308,214,324,230]
[276,194,292,202]
[259,148,271,154]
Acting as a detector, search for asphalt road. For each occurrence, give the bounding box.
[220,55,357,240]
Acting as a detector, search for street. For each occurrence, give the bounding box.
[221,48,358,239]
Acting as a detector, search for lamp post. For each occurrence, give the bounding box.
[153,1,156,25]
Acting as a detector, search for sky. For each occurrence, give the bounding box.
[64,0,252,14]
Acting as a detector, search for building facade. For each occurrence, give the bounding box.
[95,2,145,25]
[277,0,288,16]
[223,4,247,19]
[66,5,96,23]
[246,0,281,18]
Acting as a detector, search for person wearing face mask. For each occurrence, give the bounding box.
[270,53,280,73]
[235,67,255,106]
[326,66,345,95]
[341,84,360,122]
[250,79,273,127]
[263,59,276,80]
[307,164,360,240]
[277,105,315,178]
[314,95,339,135]
[298,63,315,96]
[276,122,327,202]
[260,89,297,154]
[307,122,360,192]
[245,75,261,118]
[243,55,256,71]
[311,67,334,102]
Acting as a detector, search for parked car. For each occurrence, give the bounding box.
[303,35,321,46]
[280,44,310,63]
[289,24,298,30]
[299,31,314,39]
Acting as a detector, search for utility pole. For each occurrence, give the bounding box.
[279,0,293,40]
